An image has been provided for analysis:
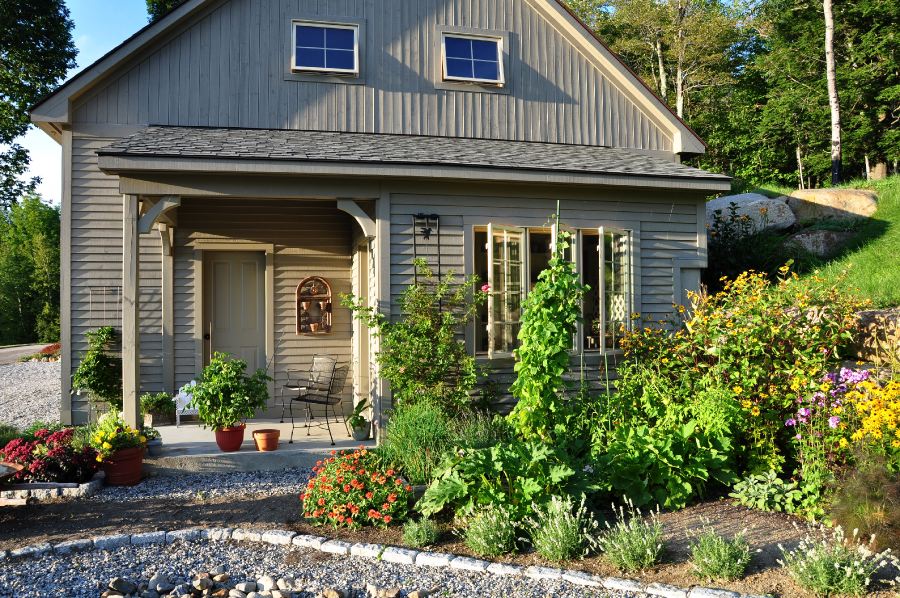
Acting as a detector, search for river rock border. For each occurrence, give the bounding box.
[0,471,105,501]
[0,526,770,598]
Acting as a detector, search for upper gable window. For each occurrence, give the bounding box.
[292,21,359,75]
[442,34,504,85]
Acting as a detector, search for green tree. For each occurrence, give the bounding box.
[146,0,186,21]
[0,194,60,343]
[0,0,76,207]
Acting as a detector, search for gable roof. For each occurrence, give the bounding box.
[32,0,706,154]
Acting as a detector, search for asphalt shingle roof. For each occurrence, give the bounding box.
[98,126,729,182]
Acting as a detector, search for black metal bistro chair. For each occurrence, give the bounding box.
[279,354,351,445]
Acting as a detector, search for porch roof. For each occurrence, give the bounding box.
[97,126,730,191]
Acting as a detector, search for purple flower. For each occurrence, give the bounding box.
[785,418,797,427]
[798,407,811,418]
[795,433,802,440]
[829,416,841,429]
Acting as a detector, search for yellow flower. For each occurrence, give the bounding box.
[96,455,103,462]
[839,438,849,449]
[661,358,670,364]
[139,436,147,443]
[751,407,761,417]
[733,386,743,395]
[102,442,112,450]
[893,440,900,449]
[741,400,752,409]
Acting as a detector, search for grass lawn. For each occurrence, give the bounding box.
[751,176,900,308]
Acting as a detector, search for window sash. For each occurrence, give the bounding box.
[486,223,526,359]
[598,227,633,354]
[292,22,359,75]
[441,34,504,85]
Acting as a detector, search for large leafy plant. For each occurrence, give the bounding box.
[345,259,485,412]
[508,227,585,442]
[71,326,123,411]
[417,439,581,522]
[186,353,270,430]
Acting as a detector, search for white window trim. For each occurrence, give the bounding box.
[441,33,505,86]
[291,20,360,75]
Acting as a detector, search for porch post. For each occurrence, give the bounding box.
[122,194,141,429]
[159,224,175,394]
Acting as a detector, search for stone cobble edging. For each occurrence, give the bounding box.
[0,526,769,598]
[0,471,105,501]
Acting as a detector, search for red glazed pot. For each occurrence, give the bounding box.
[253,429,280,452]
[102,447,145,486]
[214,424,246,452]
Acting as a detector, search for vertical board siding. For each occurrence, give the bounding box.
[71,0,671,151]
[172,199,355,417]
[70,137,163,423]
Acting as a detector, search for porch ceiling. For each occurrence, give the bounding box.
[97,126,731,192]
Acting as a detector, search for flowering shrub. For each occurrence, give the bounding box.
[618,266,863,476]
[301,448,412,529]
[88,413,146,462]
[1,427,98,483]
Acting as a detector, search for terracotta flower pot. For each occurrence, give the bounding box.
[214,424,246,452]
[102,447,145,486]
[253,429,280,452]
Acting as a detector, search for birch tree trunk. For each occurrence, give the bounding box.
[655,38,668,99]
[824,0,842,184]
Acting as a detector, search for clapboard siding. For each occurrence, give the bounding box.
[71,0,671,151]
[172,199,355,417]
[387,188,704,399]
[69,137,163,423]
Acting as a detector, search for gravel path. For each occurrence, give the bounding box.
[88,468,312,503]
[0,361,61,429]
[0,541,619,598]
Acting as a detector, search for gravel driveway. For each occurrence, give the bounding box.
[0,361,61,429]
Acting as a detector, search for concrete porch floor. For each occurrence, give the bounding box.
[146,419,375,476]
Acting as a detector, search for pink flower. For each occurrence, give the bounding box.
[480,284,490,292]
[828,416,841,429]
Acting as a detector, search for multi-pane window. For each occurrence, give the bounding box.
[442,34,504,84]
[292,22,358,74]
[476,225,632,357]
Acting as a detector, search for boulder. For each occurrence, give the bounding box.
[854,308,900,363]
[706,193,796,233]
[787,188,878,222]
[785,229,854,258]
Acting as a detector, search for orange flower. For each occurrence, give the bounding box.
[405,485,412,492]
[317,498,325,506]
[386,469,395,476]
[365,491,374,500]
[383,515,392,524]
[387,493,397,503]
[394,479,403,486]
[343,484,351,493]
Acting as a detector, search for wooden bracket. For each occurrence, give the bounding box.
[336,199,376,239]
[139,195,181,234]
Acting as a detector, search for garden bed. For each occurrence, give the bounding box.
[287,499,874,598]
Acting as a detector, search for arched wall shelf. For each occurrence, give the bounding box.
[296,276,333,335]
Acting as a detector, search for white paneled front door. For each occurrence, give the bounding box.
[203,251,266,371]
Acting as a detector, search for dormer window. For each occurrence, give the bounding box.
[442,34,504,85]
[292,21,359,75]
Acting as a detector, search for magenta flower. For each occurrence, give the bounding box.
[480,284,490,293]
[798,407,811,418]
[828,416,841,429]
[785,418,796,427]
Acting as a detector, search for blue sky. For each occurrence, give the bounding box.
[22,1,149,204]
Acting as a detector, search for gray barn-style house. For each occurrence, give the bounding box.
[31,0,730,433]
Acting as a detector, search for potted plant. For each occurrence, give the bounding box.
[71,327,122,413]
[183,352,270,452]
[89,412,147,486]
[142,426,163,456]
[346,399,371,441]
[140,392,175,427]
